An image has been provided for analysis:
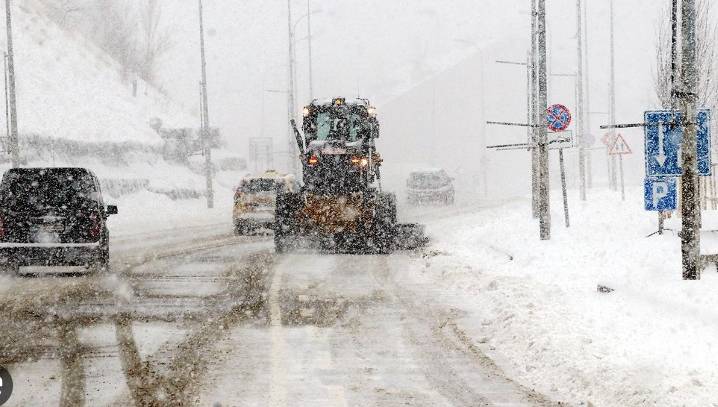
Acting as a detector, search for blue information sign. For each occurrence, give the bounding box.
[644,109,711,177]
[644,177,677,211]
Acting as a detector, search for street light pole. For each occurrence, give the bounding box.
[198,0,214,209]
[538,0,551,240]
[286,0,298,176]
[584,1,593,188]
[576,0,587,201]
[530,0,539,219]
[307,0,314,100]
[609,0,618,191]
[5,0,18,167]
[680,0,700,280]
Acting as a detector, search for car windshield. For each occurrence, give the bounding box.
[1,168,97,211]
[409,172,447,188]
[240,179,277,193]
[315,112,367,141]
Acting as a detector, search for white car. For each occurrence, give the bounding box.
[233,171,298,235]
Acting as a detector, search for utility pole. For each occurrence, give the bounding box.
[307,0,314,100]
[671,0,679,105]
[608,0,618,191]
[4,53,9,148]
[286,0,298,176]
[198,0,214,209]
[537,0,551,240]
[5,0,18,167]
[584,1,593,188]
[680,0,700,280]
[576,0,587,201]
[530,0,539,219]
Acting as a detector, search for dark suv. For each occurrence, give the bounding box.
[0,167,117,274]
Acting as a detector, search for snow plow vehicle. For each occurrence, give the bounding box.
[274,97,427,254]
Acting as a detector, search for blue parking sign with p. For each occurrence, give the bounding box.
[644,177,677,211]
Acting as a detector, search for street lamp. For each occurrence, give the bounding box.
[5,0,18,167]
[292,6,321,101]
[198,0,214,208]
[286,2,321,176]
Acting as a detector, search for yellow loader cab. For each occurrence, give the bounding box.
[233,171,297,235]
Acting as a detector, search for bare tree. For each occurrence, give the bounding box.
[136,0,173,82]
[655,0,718,109]
[37,0,173,84]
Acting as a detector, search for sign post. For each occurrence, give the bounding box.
[608,133,631,200]
[547,103,572,228]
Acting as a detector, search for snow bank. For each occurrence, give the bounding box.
[411,189,718,406]
[108,189,233,238]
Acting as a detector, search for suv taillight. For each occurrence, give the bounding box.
[89,213,102,239]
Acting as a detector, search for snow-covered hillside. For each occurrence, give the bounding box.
[9,0,195,145]
[0,1,246,231]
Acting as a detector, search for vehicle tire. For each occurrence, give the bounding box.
[234,220,246,236]
[370,193,397,254]
[90,233,110,273]
[275,192,301,254]
[0,261,19,275]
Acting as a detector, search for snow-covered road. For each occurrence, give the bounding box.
[199,253,553,406]
[0,199,565,406]
[6,189,715,406]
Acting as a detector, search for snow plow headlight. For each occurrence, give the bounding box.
[302,106,311,117]
[368,106,377,117]
[350,156,369,168]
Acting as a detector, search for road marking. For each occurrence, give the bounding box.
[268,260,287,407]
[328,385,348,407]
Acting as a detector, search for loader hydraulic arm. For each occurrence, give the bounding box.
[290,119,306,155]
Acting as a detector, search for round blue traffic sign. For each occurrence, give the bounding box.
[547,104,572,132]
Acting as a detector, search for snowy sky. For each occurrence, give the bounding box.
[155,0,662,174]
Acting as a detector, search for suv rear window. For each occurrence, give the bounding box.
[240,179,278,193]
[1,168,98,212]
[409,172,448,189]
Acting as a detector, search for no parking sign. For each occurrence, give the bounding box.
[547,104,572,132]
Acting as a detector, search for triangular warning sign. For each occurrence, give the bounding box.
[608,133,632,155]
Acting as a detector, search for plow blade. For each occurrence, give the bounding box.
[394,223,429,250]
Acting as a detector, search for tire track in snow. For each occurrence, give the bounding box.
[268,256,288,407]
[368,255,558,406]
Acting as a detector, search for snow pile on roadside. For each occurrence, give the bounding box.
[414,189,718,406]
[107,189,234,238]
